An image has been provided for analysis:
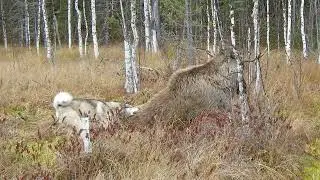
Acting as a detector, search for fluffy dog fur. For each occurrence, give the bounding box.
[53,92,138,132]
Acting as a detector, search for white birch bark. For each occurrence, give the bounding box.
[68,0,72,49]
[211,0,217,54]
[230,4,249,125]
[286,0,292,63]
[130,0,139,92]
[213,2,224,51]
[144,0,151,51]
[42,0,53,61]
[282,0,287,47]
[83,0,88,56]
[75,0,83,57]
[267,0,270,55]
[300,0,307,58]
[36,0,41,55]
[316,0,320,64]
[91,0,99,58]
[252,0,262,95]
[151,0,159,53]
[25,0,30,49]
[206,0,210,59]
[53,14,61,48]
[0,0,7,50]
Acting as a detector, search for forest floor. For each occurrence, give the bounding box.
[0,46,320,179]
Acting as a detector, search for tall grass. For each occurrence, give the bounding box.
[0,46,319,179]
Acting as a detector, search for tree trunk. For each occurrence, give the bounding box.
[185,0,194,65]
[211,0,217,54]
[42,0,53,62]
[91,0,99,58]
[300,0,307,58]
[68,0,72,49]
[36,0,41,55]
[282,0,287,48]
[144,0,151,51]
[0,0,7,50]
[206,0,210,59]
[151,0,159,53]
[53,14,61,48]
[130,0,139,92]
[230,3,250,126]
[252,0,262,95]
[286,0,292,63]
[25,0,30,49]
[83,0,88,56]
[267,0,270,55]
[75,0,83,57]
[316,0,320,64]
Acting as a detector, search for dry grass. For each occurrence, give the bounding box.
[0,46,319,179]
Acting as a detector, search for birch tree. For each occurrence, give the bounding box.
[75,0,83,57]
[91,0,99,58]
[42,0,53,61]
[68,0,72,49]
[144,0,151,51]
[286,0,292,63]
[0,0,7,50]
[267,0,270,55]
[120,0,139,93]
[206,0,210,59]
[185,0,194,65]
[300,0,307,58]
[83,0,88,56]
[230,3,249,125]
[36,0,41,55]
[282,0,287,48]
[130,0,139,92]
[151,0,159,52]
[25,0,30,49]
[316,0,320,64]
[252,0,262,95]
[211,0,217,54]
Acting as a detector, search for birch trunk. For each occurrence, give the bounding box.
[42,0,53,62]
[144,0,151,51]
[185,0,194,65]
[230,4,249,125]
[0,0,7,50]
[53,14,61,48]
[36,0,41,55]
[286,0,292,63]
[282,0,287,48]
[316,0,320,64]
[25,0,30,49]
[252,0,262,95]
[213,2,224,51]
[267,0,270,55]
[83,0,88,56]
[151,0,159,53]
[75,0,83,57]
[130,0,139,92]
[206,0,210,59]
[91,0,99,58]
[300,0,307,58]
[68,0,72,49]
[211,0,217,54]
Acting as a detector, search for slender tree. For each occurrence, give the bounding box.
[75,0,83,57]
[151,0,159,52]
[83,0,88,56]
[286,0,292,63]
[91,0,99,58]
[230,3,249,125]
[36,0,41,55]
[68,0,72,49]
[206,0,210,59]
[25,0,30,49]
[267,0,270,55]
[300,0,307,58]
[211,0,217,54]
[42,0,53,61]
[0,0,7,50]
[144,0,151,51]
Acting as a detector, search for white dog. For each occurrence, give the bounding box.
[53,92,138,132]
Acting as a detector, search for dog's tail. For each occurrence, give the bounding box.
[53,92,73,109]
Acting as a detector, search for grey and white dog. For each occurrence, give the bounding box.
[53,92,138,132]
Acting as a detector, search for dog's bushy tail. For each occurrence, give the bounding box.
[53,92,73,109]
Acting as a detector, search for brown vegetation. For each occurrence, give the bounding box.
[0,47,319,179]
